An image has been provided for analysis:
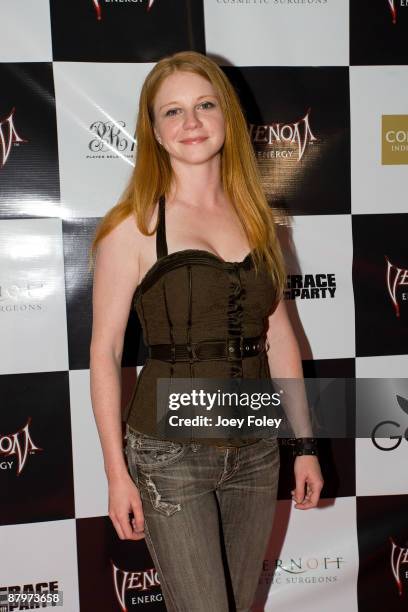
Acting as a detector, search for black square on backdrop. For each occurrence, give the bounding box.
[0,372,74,525]
[63,218,144,370]
[50,0,205,62]
[77,517,165,610]
[279,358,356,501]
[223,66,351,216]
[350,0,408,65]
[353,214,408,357]
[357,495,408,611]
[0,63,60,218]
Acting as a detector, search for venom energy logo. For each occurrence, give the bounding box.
[386,256,408,317]
[0,418,43,475]
[390,537,408,596]
[0,107,27,169]
[249,109,317,162]
[92,0,155,21]
[388,0,397,23]
[386,0,408,23]
[113,562,161,611]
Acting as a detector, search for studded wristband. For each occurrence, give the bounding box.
[293,437,318,457]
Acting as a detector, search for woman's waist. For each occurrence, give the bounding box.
[133,353,270,384]
[147,334,268,363]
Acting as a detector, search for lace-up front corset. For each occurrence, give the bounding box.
[124,195,279,447]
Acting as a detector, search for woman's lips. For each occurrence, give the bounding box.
[180,137,208,144]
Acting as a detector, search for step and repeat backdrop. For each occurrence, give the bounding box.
[1,1,407,611]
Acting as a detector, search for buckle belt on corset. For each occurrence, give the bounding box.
[148,335,268,362]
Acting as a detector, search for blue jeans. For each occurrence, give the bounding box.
[125,425,280,612]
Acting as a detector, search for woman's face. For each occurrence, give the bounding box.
[151,70,226,166]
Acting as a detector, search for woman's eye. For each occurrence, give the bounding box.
[200,101,215,109]
[164,101,215,117]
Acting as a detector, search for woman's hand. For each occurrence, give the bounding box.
[108,474,145,540]
[291,455,324,510]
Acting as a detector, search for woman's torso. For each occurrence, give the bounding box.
[125,195,278,446]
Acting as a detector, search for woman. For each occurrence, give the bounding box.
[89,51,323,611]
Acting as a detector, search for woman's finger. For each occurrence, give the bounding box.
[109,513,126,540]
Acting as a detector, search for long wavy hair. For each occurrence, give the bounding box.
[89,50,286,299]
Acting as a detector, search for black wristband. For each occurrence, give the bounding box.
[293,437,318,457]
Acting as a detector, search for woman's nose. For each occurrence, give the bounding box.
[183,109,202,129]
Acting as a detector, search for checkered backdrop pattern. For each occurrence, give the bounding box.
[1,1,408,611]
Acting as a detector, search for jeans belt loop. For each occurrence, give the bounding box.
[187,342,198,361]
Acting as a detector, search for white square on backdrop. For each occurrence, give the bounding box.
[350,66,408,214]
[282,214,355,360]
[263,497,358,612]
[53,62,154,218]
[204,0,349,67]
[0,218,68,374]
[0,0,52,62]
[0,520,80,610]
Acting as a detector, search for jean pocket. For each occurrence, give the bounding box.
[126,430,187,469]
[260,435,279,448]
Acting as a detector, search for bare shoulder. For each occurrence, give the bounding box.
[102,208,153,253]
[100,205,158,248]
[100,213,141,250]
[95,205,159,287]
[94,213,142,286]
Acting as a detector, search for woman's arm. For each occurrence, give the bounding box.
[265,299,313,438]
[266,299,324,510]
[90,214,141,483]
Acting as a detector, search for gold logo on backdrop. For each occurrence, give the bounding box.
[382,115,408,165]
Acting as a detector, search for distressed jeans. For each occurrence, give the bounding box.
[124,425,280,612]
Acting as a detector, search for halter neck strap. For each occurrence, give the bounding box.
[156,194,168,259]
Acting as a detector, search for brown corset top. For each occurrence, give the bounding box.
[124,194,279,446]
